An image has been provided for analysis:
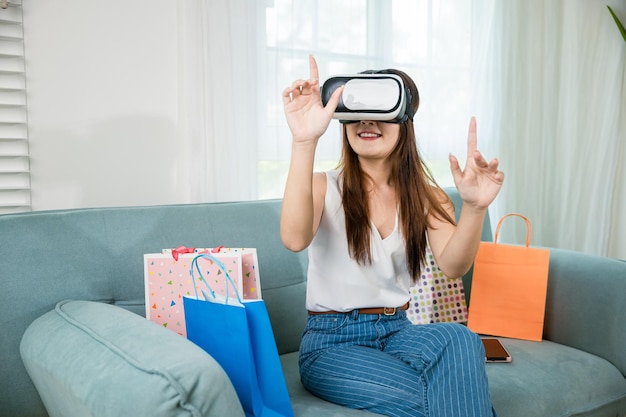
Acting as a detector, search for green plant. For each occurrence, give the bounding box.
[608,6,626,42]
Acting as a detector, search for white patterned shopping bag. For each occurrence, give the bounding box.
[406,245,468,324]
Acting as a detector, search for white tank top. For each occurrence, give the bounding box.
[306,170,412,312]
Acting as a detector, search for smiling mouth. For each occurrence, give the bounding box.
[358,132,382,139]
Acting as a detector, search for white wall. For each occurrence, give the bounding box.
[23,0,180,210]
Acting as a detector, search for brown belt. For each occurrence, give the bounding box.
[308,302,410,316]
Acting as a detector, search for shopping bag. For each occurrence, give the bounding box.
[165,247,262,299]
[184,253,294,417]
[144,247,261,336]
[407,245,468,324]
[467,214,550,341]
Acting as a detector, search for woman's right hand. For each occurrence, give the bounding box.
[280,56,338,251]
[282,55,343,144]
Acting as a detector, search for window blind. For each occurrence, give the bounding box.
[0,0,29,214]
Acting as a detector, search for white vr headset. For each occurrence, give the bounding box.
[321,72,414,124]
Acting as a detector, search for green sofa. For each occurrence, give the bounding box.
[2,189,625,417]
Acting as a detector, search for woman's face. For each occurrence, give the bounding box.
[344,120,401,162]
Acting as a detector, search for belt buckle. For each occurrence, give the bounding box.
[383,307,397,316]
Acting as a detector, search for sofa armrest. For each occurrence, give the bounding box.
[543,248,626,377]
[20,300,244,417]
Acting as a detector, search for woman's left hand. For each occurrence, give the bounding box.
[449,117,504,210]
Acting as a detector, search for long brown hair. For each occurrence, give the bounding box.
[338,69,455,283]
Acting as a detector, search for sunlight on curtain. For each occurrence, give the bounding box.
[473,0,626,258]
[261,0,483,200]
[179,0,493,204]
[176,0,262,203]
[177,0,625,258]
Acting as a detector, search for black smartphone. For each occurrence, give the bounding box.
[481,338,512,363]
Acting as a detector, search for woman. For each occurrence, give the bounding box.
[280,55,503,417]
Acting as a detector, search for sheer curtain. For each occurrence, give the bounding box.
[262,0,482,199]
[472,0,626,258]
[179,0,483,201]
[176,0,264,203]
[177,0,625,258]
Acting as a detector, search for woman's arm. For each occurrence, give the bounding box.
[280,148,326,252]
[279,55,342,252]
[427,199,489,278]
[427,118,504,278]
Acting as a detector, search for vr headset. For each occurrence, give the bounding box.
[320,72,414,124]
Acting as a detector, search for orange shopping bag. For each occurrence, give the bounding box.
[467,214,550,342]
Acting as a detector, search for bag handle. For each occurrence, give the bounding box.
[189,253,243,305]
[494,213,532,247]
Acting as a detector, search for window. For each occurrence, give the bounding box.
[260,0,472,199]
[0,0,29,214]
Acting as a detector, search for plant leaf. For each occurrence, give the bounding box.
[608,5,626,42]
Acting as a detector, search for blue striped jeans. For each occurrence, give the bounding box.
[299,310,497,417]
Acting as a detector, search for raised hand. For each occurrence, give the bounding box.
[282,55,343,143]
[449,117,504,209]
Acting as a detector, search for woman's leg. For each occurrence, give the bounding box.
[383,322,496,417]
[299,312,427,417]
[299,312,496,417]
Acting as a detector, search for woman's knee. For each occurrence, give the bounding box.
[301,368,425,417]
[435,323,479,342]
[299,345,426,415]
[398,323,483,366]
[437,323,484,360]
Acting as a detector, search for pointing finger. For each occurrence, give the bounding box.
[309,55,319,83]
[466,117,477,157]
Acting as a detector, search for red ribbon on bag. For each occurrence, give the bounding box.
[172,245,224,260]
[171,246,196,261]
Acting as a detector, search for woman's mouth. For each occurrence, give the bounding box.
[358,132,382,140]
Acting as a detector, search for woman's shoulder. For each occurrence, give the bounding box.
[313,169,341,187]
[323,169,340,180]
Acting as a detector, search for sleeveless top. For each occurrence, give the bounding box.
[306,170,412,312]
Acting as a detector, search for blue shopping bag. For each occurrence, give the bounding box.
[183,254,294,417]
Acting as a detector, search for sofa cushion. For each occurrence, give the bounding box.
[20,300,244,417]
[280,339,626,417]
[487,338,626,417]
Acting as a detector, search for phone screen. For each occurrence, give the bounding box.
[481,338,512,363]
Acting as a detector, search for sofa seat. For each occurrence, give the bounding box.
[486,339,626,417]
[25,300,624,417]
[280,338,626,417]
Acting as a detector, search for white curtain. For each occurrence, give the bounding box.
[177,0,626,259]
[263,0,481,197]
[472,0,626,259]
[176,0,263,203]
[179,0,482,201]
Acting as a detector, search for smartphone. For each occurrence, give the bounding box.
[481,338,512,363]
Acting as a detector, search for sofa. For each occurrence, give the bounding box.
[2,189,625,417]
